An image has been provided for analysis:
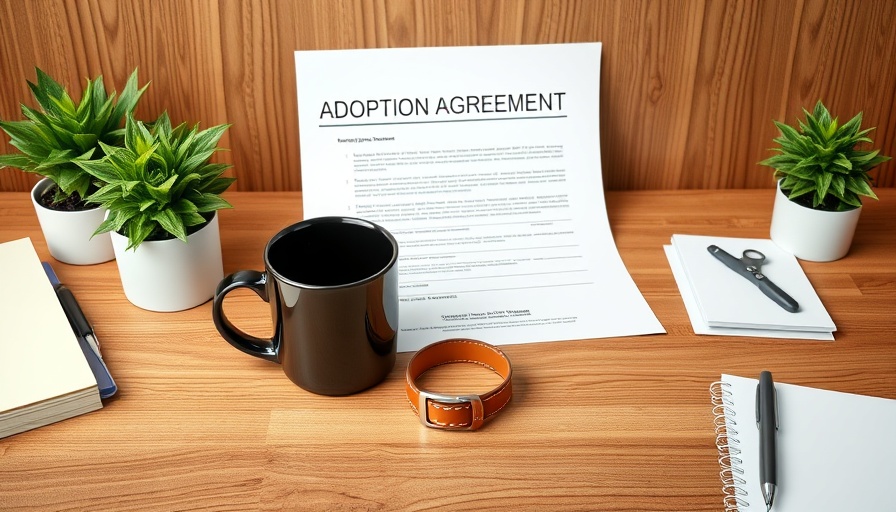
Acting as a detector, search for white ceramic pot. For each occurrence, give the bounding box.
[30,178,115,265]
[111,213,224,312]
[769,181,862,262]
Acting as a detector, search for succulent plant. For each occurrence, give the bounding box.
[0,68,147,206]
[76,112,235,250]
[759,100,890,211]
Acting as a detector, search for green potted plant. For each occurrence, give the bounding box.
[0,68,147,264]
[759,100,891,261]
[76,112,235,311]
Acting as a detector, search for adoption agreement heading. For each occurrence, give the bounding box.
[318,92,566,123]
[295,43,664,353]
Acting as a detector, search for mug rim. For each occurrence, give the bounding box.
[263,216,399,290]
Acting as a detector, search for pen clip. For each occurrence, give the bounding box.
[756,383,761,428]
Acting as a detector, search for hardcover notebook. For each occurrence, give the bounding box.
[0,237,102,438]
[666,234,835,339]
[711,374,896,511]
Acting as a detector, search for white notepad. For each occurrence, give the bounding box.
[0,237,101,438]
[711,374,896,511]
[669,234,835,334]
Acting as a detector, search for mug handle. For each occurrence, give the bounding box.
[212,270,279,362]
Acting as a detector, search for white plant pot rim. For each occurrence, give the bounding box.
[30,178,115,265]
[31,178,101,212]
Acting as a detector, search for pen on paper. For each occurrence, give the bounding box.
[756,370,778,510]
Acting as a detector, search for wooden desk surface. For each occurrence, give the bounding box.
[2,189,894,511]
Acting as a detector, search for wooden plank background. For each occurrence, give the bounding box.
[1,0,894,193]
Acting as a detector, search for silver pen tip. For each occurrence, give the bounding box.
[762,482,776,511]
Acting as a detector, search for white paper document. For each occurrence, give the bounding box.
[295,43,663,352]
[666,234,835,340]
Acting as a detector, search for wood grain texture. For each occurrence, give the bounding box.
[1,188,894,511]
[1,0,894,193]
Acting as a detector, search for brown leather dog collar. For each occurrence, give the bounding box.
[405,338,513,430]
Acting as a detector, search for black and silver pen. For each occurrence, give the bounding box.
[53,281,103,360]
[42,262,117,399]
[756,370,778,511]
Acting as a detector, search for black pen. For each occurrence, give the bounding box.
[42,263,117,399]
[756,370,778,511]
[53,281,103,359]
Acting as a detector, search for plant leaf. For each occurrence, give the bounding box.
[192,193,233,212]
[152,209,187,242]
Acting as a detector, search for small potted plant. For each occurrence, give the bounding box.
[760,100,891,262]
[76,112,235,311]
[0,68,147,264]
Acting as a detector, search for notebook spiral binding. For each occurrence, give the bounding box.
[711,381,750,511]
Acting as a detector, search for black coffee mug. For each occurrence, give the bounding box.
[212,217,399,395]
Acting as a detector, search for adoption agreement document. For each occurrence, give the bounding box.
[295,43,663,352]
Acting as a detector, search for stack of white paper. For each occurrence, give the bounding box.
[664,234,835,340]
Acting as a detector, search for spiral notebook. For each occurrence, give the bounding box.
[711,374,896,511]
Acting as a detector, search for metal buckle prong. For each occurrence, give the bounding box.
[418,391,484,430]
